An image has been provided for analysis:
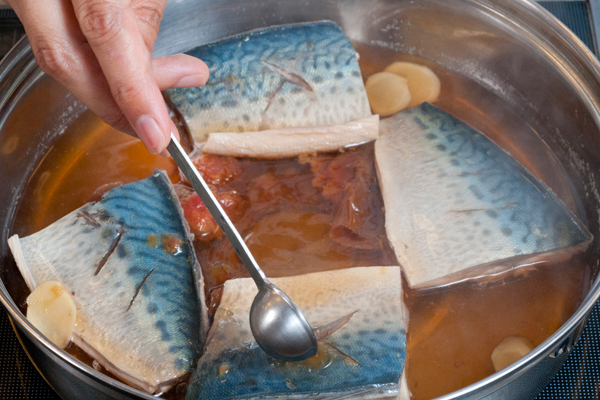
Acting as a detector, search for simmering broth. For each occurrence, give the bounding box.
[7,42,595,400]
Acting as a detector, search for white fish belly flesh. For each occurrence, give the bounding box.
[202,115,379,158]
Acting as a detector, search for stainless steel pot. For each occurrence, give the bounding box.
[1,0,600,399]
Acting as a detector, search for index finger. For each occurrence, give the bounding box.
[72,0,176,154]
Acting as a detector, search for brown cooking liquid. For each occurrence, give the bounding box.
[10,43,595,400]
[175,146,397,317]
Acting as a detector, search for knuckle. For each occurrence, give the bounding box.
[134,1,164,32]
[112,81,145,106]
[77,2,122,45]
[102,109,130,132]
[32,40,76,80]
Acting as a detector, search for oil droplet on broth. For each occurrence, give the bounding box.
[218,363,230,377]
[299,345,333,371]
[269,343,335,374]
[161,234,183,255]
[146,234,159,248]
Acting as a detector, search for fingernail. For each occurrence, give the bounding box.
[159,148,171,158]
[170,121,181,143]
[175,74,207,88]
[135,115,165,155]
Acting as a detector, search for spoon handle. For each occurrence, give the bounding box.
[167,134,269,287]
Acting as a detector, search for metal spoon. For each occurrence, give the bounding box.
[167,134,318,362]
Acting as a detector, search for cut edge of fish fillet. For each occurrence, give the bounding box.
[150,169,210,344]
[72,332,188,394]
[217,383,402,399]
[8,234,35,289]
[201,115,379,158]
[400,237,593,290]
[161,169,210,344]
[399,371,411,400]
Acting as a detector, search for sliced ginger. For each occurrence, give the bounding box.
[365,72,411,117]
[491,336,535,372]
[26,280,76,348]
[384,62,441,108]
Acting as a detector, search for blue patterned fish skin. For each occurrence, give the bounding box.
[184,267,405,400]
[165,22,371,142]
[402,103,591,250]
[11,170,205,392]
[95,170,203,367]
[186,331,405,399]
[376,103,593,288]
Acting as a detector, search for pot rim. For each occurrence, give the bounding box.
[1,1,600,399]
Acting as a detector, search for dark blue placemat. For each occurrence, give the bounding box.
[536,301,600,399]
[539,1,596,55]
[0,308,58,399]
[534,2,600,396]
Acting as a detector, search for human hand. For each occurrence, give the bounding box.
[6,0,209,155]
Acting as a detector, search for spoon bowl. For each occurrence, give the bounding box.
[250,283,318,362]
